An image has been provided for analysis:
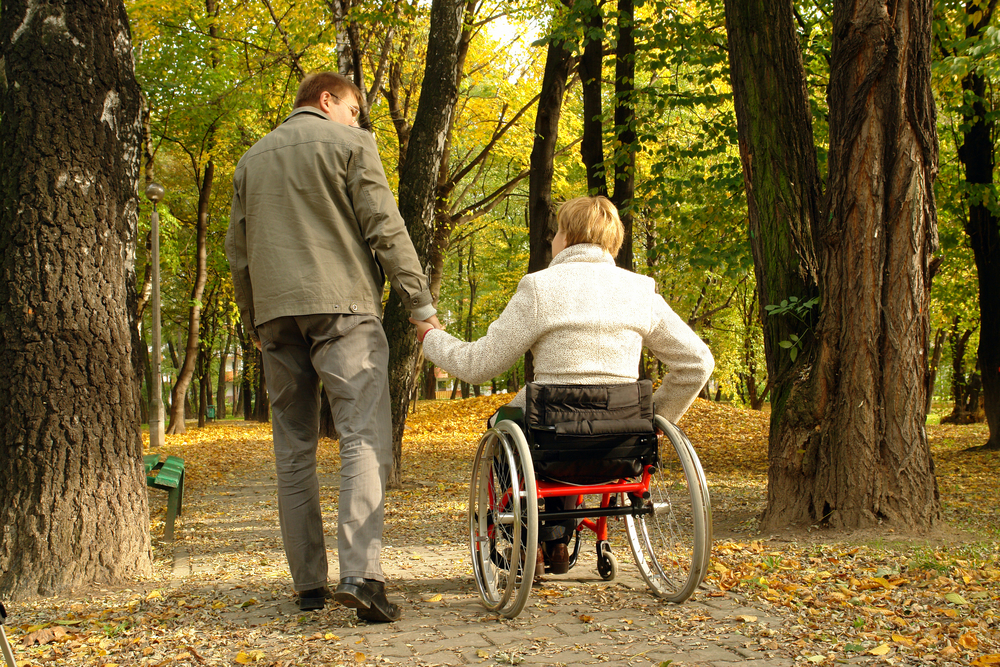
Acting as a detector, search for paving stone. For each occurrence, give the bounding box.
[412,634,495,653]
[412,650,465,665]
[367,642,413,658]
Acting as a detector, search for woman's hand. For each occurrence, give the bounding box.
[409,315,444,342]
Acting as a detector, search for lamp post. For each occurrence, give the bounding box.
[146,181,166,447]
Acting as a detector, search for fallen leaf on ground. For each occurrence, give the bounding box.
[21,626,68,645]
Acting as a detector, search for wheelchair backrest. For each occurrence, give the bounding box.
[525,381,654,436]
[523,381,657,483]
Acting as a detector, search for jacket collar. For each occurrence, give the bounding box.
[549,243,616,268]
[282,106,331,124]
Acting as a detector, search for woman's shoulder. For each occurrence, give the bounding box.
[535,258,656,288]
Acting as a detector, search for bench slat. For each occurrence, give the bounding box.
[144,453,185,541]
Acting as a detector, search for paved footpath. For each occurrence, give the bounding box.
[173,544,795,667]
[171,470,798,667]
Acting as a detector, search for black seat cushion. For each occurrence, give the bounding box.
[524,382,657,484]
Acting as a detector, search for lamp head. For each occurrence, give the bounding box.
[145,181,165,203]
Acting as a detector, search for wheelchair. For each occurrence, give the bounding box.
[468,381,712,618]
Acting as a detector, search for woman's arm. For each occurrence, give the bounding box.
[419,275,540,385]
[645,294,715,423]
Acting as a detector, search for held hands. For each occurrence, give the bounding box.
[409,314,445,342]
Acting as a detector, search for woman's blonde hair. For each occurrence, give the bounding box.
[556,195,624,255]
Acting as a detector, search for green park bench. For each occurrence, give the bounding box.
[144,453,185,540]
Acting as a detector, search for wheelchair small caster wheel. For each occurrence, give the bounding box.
[597,541,617,581]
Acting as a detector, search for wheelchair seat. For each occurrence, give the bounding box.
[521,381,658,484]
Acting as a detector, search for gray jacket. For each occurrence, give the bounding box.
[226,106,435,336]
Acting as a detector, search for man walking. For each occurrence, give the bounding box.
[226,72,440,622]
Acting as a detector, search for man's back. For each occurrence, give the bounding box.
[228,106,431,328]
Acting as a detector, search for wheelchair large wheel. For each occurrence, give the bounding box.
[468,420,538,618]
[625,416,712,602]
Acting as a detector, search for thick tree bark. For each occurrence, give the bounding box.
[724,0,822,434]
[813,0,940,529]
[0,0,152,598]
[166,160,213,434]
[727,0,940,532]
[383,0,466,487]
[959,6,1000,448]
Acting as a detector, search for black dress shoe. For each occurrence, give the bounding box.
[296,586,330,611]
[334,577,401,622]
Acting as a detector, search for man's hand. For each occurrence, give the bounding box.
[409,314,444,341]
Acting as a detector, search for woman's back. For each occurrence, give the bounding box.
[523,244,654,387]
[422,243,713,423]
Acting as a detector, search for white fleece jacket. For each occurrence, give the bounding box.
[422,244,714,424]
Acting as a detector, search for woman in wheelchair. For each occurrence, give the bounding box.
[411,195,714,576]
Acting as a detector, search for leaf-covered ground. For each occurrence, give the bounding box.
[6,397,1000,666]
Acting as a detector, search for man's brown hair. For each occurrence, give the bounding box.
[294,72,363,110]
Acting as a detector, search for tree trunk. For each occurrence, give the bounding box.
[421,359,437,399]
[958,7,1000,448]
[216,328,230,420]
[528,37,573,276]
[526,26,575,385]
[166,160,213,434]
[235,318,254,421]
[726,0,940,532]
[319,390,337,439]
[383,0,466,488]
[941,319,979,424]
[197,348,208,428]
[725,0,823,475]
[925,326,945,414]
[968,195,1000,444]
[0,0,152,599]
[138,326,151,424]
[611,0,635,271]
[579,3,607,197]
[253,352,269,422]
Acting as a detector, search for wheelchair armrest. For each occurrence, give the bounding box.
[494,405,525,424]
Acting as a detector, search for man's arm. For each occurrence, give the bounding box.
[348,132,435,319]
[225,173,259,344]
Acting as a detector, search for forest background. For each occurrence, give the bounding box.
[2,0,998,602]
[132,0,985,438]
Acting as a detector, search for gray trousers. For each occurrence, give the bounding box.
[258,314,392,591]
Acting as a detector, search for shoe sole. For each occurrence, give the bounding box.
[334,586,372,611]
[357,604,401,622]
[297,598,325,611]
